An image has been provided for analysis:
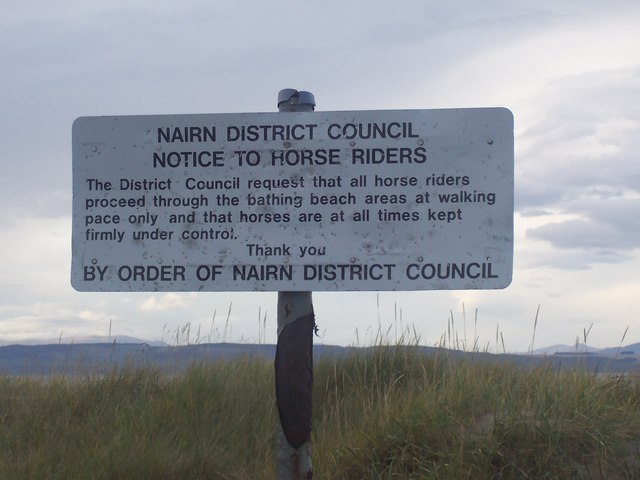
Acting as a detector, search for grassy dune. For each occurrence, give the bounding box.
[1,345,639,479]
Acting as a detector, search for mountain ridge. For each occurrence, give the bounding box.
[4,336,640,356]
[0,340,638,376]
[0,335,167,347]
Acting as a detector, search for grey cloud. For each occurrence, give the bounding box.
[528,218,637,250]
[517,69,640,196]
[527,191,640,257]
[516,68,640,261]
[522,240,632,270]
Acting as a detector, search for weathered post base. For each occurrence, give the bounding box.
[277,426,313,479]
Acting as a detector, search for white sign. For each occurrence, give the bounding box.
[71,108,514,292]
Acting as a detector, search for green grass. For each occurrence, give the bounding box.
[1,347,639,479]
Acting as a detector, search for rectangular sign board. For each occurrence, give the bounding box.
[72,108,514,292]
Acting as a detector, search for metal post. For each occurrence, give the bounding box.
[275,89,315,480]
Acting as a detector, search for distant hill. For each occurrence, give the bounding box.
[532,342,640,356]
[0,335,167,347]
[598,342,640,356]
[531,344,601,355]
[0,342,638,376]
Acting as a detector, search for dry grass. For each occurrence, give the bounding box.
[1,344,639,479]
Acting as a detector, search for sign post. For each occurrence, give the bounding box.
[71,98,514,478]
[274,89,315,479]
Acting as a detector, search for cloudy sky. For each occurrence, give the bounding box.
[1,0,639,351]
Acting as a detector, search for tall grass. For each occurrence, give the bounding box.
[315,345,640,478]
[1,345,639,479]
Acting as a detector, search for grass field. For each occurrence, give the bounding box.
[1,344,639,479]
